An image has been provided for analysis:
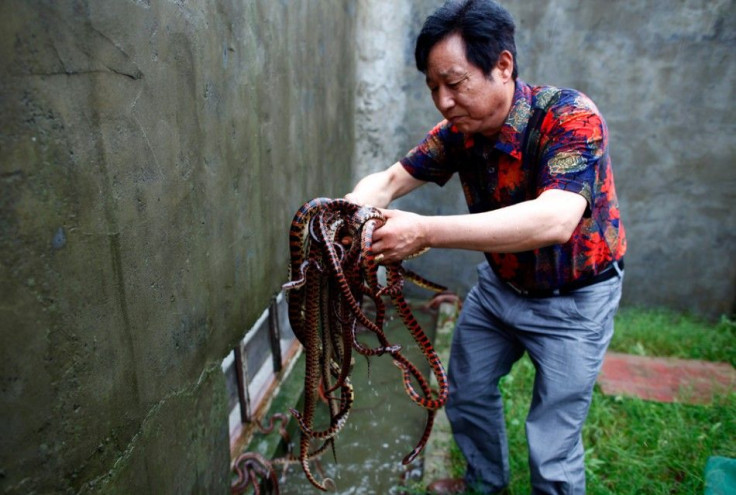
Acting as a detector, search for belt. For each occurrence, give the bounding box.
[505,259,624,298]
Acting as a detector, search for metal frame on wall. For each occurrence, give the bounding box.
[221,292,300,456]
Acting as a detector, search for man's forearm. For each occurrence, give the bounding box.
[422,189,587,253]
[345,171,396,208]
[346,162,426,207]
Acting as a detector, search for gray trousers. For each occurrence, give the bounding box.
[445,262,623,494]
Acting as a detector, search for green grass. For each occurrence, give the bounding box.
[611,308,736,366]
[446,308,736,494]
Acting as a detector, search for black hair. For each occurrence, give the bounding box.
[415,0,518,80]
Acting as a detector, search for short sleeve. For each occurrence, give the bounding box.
[399,120,465,186]
[537,92,608,210]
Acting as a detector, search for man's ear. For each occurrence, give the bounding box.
[496,50,514,82]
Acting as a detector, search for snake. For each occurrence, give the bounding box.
[230,451,280,495]
[279,197,449,491]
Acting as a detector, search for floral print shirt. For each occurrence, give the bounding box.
[400,79,627,291]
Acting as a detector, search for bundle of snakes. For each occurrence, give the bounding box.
[282,197,449,491]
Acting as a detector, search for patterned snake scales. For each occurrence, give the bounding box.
[281,197,449,491]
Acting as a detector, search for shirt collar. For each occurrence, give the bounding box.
[462,79,533,160]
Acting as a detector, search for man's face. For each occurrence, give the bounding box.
[425,33,514,137]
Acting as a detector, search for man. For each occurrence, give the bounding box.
[345,0,626,493]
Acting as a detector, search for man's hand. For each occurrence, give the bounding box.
[370,208,429,263]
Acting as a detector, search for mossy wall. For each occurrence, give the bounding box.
[0,0,356,492]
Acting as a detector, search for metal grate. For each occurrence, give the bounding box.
[221,292,298,438]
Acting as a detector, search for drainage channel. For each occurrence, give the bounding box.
[248,299,442,494]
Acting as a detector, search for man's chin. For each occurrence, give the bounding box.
[450,119,473,133]
[458,125,481,135]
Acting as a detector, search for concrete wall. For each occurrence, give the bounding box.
[354,0,484,297]
[354,0,736,318]
[1,0,733,492]
[0,0,356,492]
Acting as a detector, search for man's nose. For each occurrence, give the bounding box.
[435,86,454,113]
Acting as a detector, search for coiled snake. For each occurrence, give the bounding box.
[282,197,449,491]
